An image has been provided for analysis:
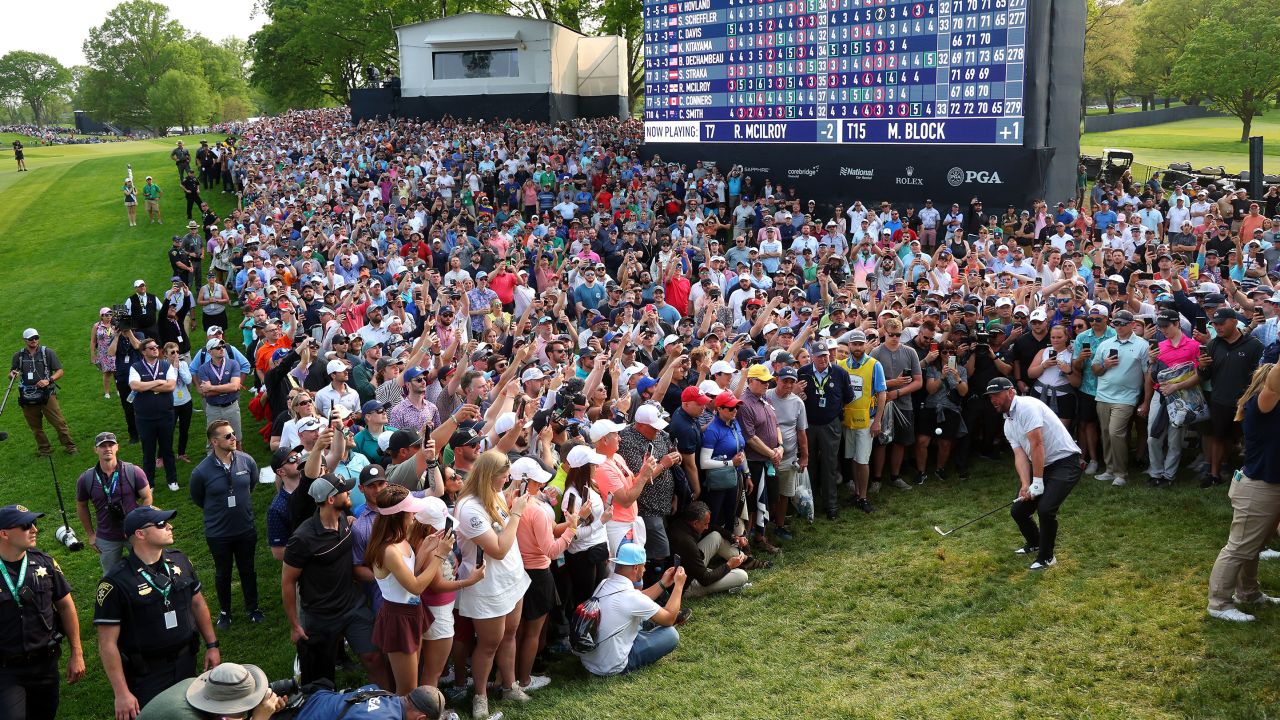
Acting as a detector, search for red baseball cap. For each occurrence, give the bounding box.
[714,393,743,409]
[680,386,712,405]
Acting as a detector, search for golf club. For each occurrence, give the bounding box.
[933,498,1020,537]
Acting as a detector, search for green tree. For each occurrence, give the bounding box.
[0,51,72,125]
[81,0,191,129]
[148,68,215,131]
[1082,0,1133,114]
[592,0,644,110]
[1167,0,1280,141]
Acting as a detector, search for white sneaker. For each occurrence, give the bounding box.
[1111,476,1127,487]
[1095,471,1115,482]
[1260,549,1280,560]
[1208,607,1256,622]
[891,477,913,491]
[1084,460,1098,475]
[502,685,531,703]
[520,675,551,692]
[869,481,881,495]
[104,393,111,400]
[1029,557,1056,570]
[167,482,180,491]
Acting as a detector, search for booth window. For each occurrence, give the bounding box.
[433,50,519,80]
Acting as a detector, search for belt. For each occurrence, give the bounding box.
[136,637,196,663]
[0,644,60,668]
[207,398,239,407]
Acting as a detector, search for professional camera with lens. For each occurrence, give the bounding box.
[105,501,126,525]
[973,331,991,354]
[55,525,84,552]
[109,304,131,330]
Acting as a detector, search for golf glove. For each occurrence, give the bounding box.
[1029,477,1044,497]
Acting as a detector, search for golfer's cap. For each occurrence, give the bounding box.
[21,328,38,340]
[611,544,647,567]
[326,359,347,374]
[746,364,775,383]
[271,445,305,471]
[566,444,607,468]
[681,385,713,405]
[984,377,1015,395]
[588,418,628,442]
[95,431,119,447]
[634,403,668,429]
[511,456,552,485]
[123,505,177,535]
[307,473,355,503]
[1156,308,1180,324]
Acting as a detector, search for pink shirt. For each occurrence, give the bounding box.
[593,455,637,523]
[517,500,574,569]
[1155,334,1201,389]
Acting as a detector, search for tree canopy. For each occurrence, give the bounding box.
[0,51,72,126]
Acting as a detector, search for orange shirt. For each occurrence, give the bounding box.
[593,455,637,523]
[254,336,293,373]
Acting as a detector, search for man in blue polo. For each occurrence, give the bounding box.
[1091,309,1151,487]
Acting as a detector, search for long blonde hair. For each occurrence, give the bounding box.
[1236,363,1275,421]
[458,450,511,528]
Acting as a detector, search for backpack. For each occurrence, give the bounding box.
[568,585,627,655]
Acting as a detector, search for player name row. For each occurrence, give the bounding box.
[644,66,1012,84]
[643,118,1023,144]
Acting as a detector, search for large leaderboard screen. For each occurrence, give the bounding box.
[642,0,1028,145]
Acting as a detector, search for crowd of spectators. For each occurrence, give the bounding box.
[22,105,1280,718]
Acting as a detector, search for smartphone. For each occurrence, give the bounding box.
[606,492,615,507]
[1194,318,1208,334]
[1047,349,1057,360]
[672,553,682,569]
[1109,348,1119,359]
[930,343,939,353]
[947,356,957,371]
[444,517,454,533]
[475,547,485,568]
[566,494,578,514]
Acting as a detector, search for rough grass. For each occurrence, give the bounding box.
[0,139,1277,719]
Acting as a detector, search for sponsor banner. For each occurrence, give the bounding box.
[641,142,1053,209]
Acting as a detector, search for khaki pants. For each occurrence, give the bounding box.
[21,393,75,454]
[686,531,749,598]
[1096,401,1134,478]
[1207,475,1280,611]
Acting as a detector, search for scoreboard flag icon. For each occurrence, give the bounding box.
[668,44,678,54]
[669,17,679,27]
[668,70,679,80]
[669,96,679,106]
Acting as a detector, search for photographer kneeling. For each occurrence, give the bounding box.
[136,662,284,720]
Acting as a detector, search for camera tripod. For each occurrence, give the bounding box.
[0,374,14,441]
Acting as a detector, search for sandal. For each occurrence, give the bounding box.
[742,556,772,570]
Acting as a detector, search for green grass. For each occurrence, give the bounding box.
[2,139,1279,719]
[1080,108,1280,175]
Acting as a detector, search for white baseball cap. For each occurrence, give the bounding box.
[698,379,723,397]
[21,328,38,340]
[566,444,607,468]
[588,418,629,443]
[510,456,552,485]
[634,404,669,430]
[326,359,347,374]
[709,360,736,375]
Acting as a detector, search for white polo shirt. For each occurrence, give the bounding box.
[1002,395,1081,465]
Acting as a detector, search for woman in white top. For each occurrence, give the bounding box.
[164,342,194,463]
[454,450,533,719]
[560,443,613,609]
[366,485,446,695]
[1027,324,1081,429]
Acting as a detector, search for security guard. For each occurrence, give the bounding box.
[94,506,221,717]
[0,504,86,720]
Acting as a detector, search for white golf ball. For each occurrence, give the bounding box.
[935,427,942,436]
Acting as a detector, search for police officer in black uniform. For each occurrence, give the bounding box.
[0,504,86,720]
[94,506,220,717]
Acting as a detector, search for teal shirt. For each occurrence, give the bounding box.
[1093,334,1149,406]
[1072,326,1115,396]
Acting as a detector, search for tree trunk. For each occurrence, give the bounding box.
[1241,114,1253,143]
[1106,91,1116,114]
[1163,97,1171,109]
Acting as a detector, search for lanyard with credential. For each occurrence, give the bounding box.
[0,556,27,608]
[139,562,175,607]
[98,467,120,501]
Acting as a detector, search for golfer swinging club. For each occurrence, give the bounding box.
[985,377,1082,570]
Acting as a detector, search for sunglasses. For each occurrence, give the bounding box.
[221,432,237,440]
[142,521,170,530]
[1109,320,1131,327]
[296,398,313,406]
[16,522,36,531]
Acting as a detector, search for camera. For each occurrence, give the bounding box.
[55,525,84,552]
[106,501,126,525]
[109,304,131,330]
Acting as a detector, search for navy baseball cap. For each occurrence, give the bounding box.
[271,445,305,471]
[776,367,799,380]
[0,504,44,529]
[984,377,1015,395]
[361,399,387,414]
[124,506,178,536]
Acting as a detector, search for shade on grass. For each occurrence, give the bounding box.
[1081,108,1280,176]
[0,138,1276,719]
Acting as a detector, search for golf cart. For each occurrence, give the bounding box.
[1079,148,1134,185]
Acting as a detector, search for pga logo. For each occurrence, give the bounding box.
[947,167,1004,187]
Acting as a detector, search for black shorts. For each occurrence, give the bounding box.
[522,568,557,621]
[916,408,962,440]
[1077,392,1098,423]
[1205,404,1240,439]
[891,407,915,446]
